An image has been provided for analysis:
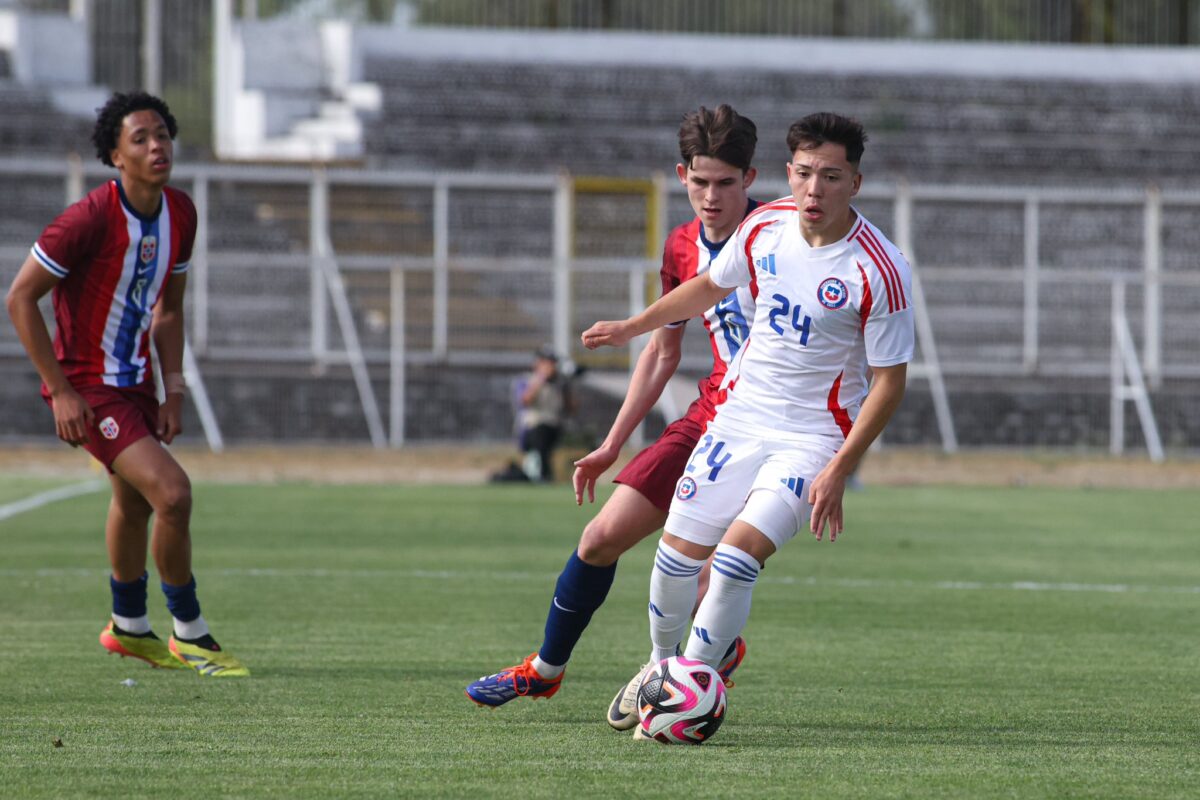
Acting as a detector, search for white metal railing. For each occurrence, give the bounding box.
[1,157,1193,457]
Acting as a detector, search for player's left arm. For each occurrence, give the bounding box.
[152,272,187,444]
[807,363,907,541]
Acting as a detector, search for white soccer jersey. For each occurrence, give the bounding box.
[706,198,915,440]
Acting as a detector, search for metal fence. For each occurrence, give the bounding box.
[2,157,1195,455]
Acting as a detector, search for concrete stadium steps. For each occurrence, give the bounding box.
[0,82,91,156]
[360,57,1200,186]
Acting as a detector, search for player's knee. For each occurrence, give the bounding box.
[577,516,631,566]
[153,478,192,525]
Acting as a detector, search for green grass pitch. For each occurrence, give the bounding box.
[0,480,1196,798]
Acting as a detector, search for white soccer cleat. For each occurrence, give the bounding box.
[606,660,654,731]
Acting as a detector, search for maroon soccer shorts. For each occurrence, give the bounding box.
[614,414,707,513]
[44,382,159,472]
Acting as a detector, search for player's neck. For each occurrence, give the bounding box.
[800,208,857,248]
[702,219,738,245]
[119,177,165,218]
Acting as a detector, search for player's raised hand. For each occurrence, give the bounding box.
[581,320,633,350]
[157,394,184,444]
[807,465,847,542]
[572,443,620,505]
[50,386,95,447]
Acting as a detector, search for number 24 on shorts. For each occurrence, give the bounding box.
[686,434,732,482]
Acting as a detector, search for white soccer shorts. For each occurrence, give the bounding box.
[665,416,840,549]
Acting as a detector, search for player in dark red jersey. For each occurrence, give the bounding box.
[466,106,759,723]
[5,91,247,677]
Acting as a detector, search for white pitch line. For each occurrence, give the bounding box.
[0,565,1196,596]
[0,479,107,523]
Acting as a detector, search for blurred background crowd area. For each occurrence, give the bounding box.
[1,0,1198,463]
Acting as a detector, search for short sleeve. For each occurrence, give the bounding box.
[658,235,682,298]
[166,188,198,274]
[707,226,751,290]
[31,196,105,279]
[862,251,915,367]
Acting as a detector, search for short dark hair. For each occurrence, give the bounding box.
[678,105,757,173]
[786,112,867,166]
[92,91,178,167]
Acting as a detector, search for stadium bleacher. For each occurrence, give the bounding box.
[2,20,1199,450]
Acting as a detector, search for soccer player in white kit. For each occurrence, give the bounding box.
[582,113,913,726]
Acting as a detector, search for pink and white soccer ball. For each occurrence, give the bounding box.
[636,656,727,744]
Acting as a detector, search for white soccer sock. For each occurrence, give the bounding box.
[648,540,705,663]
[531,656,564,679]
[685,543,760,668]
[111,613,151,635]
[173,614,209,640]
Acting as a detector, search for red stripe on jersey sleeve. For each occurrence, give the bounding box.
[743,220,776,284]
[827,372,854,438]
[855,233,896,313]
[734,198,796,236]
[855,262,873,331]
[861,226,907,309]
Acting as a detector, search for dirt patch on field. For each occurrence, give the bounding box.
[1,442,1198,489]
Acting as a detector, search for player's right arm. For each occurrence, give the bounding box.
[573,323,685,504]
[581,272,730,350]
[5,254,94,445]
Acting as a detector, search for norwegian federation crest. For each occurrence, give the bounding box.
[817,277,849,310]
[139,235,157,265]
[99,416,120,440]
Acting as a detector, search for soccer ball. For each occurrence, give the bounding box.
[636,656,727,744]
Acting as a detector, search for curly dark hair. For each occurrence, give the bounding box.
[91,91,178,167]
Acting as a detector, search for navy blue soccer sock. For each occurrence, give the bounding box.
[161,574,202,623]
[537,551,617,667]
[110,572,149,618]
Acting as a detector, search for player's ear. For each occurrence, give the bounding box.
[742,167,757,189]
[850,171,862,196]
[675,163,688,185]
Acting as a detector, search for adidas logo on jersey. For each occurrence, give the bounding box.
[754,253,777,275]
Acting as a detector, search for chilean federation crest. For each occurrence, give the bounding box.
[139,235,157,265]
[675,477,698,501]
[817,277,849,310]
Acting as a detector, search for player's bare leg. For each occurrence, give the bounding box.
[109,438,248,677]
[576,484,666,566]
[98,441,187,669]
[112,438,192,586]
[106,469,153,583]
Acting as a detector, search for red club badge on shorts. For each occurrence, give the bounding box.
[676,477,698,501]
[99,416,120,440]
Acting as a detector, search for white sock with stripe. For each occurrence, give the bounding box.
[648,539,705,663]
[685,543,760,668]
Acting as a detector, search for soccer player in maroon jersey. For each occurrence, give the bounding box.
[466,106,759,723]
[5,92,248,677]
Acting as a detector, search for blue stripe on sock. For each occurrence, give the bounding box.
[655,548,702,575]
[712,561,758,582]
[654,557,702,577]
[713,553,758,581]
